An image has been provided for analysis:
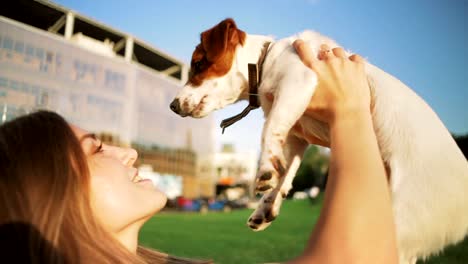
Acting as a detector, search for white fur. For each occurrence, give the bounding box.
[173,30,468,264]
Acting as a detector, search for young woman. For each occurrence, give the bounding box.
[0,109,209,263]
[0,40,398,263]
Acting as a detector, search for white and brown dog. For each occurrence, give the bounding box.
[170,18,468,263]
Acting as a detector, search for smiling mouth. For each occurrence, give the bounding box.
[132,172,154,185]
[132,173,142,183]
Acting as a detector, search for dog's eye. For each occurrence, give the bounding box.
[193,60,204,71]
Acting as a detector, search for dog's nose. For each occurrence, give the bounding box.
[170,98,181,114]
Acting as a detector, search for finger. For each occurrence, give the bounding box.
[320,44,330,51]
[318,49,331,60]
[349,54,364,63]
[318,44,332,60]
[293,39,315,69]
[293,39,305,50]
[332,47,346,58]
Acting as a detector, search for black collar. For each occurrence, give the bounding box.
[220,41,271,134]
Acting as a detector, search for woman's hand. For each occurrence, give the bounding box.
[267,41,371,147]
[293,40,371,125]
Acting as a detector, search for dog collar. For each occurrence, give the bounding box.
[220,41,271,134]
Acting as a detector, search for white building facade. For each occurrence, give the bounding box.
[0,3,215,156]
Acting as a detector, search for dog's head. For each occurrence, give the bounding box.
[170,18,247,118]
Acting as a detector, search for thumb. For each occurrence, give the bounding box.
[293,39,316,70]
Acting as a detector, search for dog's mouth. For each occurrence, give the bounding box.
[188,95,208,117]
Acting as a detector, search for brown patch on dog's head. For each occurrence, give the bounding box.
[188,18,246,87]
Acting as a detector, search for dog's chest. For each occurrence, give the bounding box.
[256,45,329,143]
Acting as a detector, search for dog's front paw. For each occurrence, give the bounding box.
[255,155,287,193]
[247,191,283,231]
[255,169,279,193]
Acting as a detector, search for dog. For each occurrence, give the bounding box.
[169,18,468,263]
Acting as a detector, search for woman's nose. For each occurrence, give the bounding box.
[111,146,138,166]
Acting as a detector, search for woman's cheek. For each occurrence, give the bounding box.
[89,170,131,232]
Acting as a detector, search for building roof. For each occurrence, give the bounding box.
[0,0,185,81]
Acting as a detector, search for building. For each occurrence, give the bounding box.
[207,144,259,197]
[0,0,216,198]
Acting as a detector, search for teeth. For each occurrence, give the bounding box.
[133,175,143,183]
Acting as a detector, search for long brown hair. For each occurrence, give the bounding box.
[0,111,211,264]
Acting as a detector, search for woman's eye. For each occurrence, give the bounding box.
[94,142,103,154]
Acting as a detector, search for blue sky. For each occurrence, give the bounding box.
[54,0,467,152]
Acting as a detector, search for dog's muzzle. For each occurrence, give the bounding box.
[170,98,182,114]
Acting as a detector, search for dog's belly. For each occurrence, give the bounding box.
[296,117,329,144]
[364,64,468,261]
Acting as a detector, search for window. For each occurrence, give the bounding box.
[35,48,44,60]
[0,77,7,87]
[25,45,34,57]
[55,53,62,70]
[46,51,53,63]
[14,42,24,54]
[9,80,19,91]
[24,45,34,63]
[40,91,49,106]
[104,70,125,93]
[2,37,13,50]
[21,82,30,93]
[74,60,85,81]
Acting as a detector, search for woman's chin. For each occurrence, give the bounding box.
[130,182,168,219]
[150,190,168,213]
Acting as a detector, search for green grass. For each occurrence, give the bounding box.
[139,199,468,264]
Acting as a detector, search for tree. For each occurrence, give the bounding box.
[289,132,467,197]
[291,145,329,195]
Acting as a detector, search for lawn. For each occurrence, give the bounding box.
[139,199,468,264]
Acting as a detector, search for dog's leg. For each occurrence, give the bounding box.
[248,135,308,230]
[256,64,317,193]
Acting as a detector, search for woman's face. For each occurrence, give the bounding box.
[71,125,167,234]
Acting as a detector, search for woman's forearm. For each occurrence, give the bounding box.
[294,112,398,263]
[287,41,399,263]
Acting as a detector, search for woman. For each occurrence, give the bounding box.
[0,113,209,263]
[0,40,398,263]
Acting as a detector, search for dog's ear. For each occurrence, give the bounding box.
[201,18,246,62]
